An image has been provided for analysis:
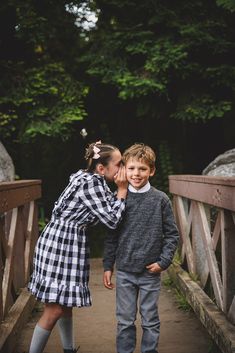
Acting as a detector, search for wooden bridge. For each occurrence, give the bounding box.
[0,176,235,353]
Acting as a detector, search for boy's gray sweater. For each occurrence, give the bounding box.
[103,186,179,273]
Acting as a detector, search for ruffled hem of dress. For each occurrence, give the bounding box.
[28,275,91,307]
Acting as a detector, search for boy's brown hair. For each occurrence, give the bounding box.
[123,143,156,171]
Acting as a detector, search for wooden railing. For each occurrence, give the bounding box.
[169,175,235,322]
[0,180,41,321]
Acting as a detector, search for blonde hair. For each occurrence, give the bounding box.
[85,141,118,172]
[123,143,156,171]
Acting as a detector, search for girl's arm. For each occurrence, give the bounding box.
[79,176,126,229]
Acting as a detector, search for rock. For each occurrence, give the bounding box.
[202,148,235,176]
[0,141,15,181]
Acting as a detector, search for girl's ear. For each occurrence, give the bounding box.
[96,163,105,176]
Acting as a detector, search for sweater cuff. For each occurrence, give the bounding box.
[157,258,171,271]
[103,261,114,272]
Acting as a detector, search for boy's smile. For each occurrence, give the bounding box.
[125,158,155,190]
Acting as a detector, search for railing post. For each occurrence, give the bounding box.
[0,180,41,353]
[191,201,209,287]
[0,216,4,321]
[221,210,235,314]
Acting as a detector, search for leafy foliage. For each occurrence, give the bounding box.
[0,61,87,140]
[83,0,235,123]
[172,96,232,122]
[216,0,235,12]
[0,0,88,142]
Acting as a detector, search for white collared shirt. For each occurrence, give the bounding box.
[128,181,151,193]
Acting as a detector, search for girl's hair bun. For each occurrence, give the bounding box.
[84,141,118,172]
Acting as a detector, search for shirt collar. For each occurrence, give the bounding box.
[128,181,151,193]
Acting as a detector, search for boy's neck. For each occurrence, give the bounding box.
[128,181,150,193]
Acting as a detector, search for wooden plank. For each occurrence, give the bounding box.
[0,180,41,191]
[169,179,235,212]
[232,212,235,225]
[0,183,41,213]
[169,175,235,187]
[191,201,209,288]
[175,196,195,273]
[228,296,235,325]
[0,288,36,353]
[195,202,223,310]
[168,263,235,353]
[24,201,35,281]
[13,206,25,289]
[196,209,222,288]
[0,217,4,321]
[172,197,185,262]
[2,208,18,317]
[221,210,235,313]
[212,210,222,251]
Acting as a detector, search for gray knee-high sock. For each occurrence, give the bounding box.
[57,316,74,349]
[29,324,51,353]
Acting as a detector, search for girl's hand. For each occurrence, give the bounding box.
[146,262,163,273]
[114,166,128,199]
[114,165,128,187]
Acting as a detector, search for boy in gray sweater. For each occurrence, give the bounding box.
[103,143,179,353]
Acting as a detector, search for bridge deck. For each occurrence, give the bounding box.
[14,259,220,353]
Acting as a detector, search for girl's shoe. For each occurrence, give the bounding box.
[64,347,80,353]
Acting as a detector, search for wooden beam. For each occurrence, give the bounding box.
[169,175,235,186]
[0,289,36,353]
[0,218,4,321]
[0,181,41,213]
[195,202,223,310]
[228,296,235,325]
[2,208,18,316]
[13,206,25,289]
[212,210,222,251]
[221,210,235,313]
[24,201,35,281]
[168,264,235,353]
[169,176,235,212]
[191,201,209,288]
[175,196,195,273]
[0,180,41,191]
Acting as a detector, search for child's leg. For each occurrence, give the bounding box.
[29,303,65,353]
[57,307,74,351]
[116,270,138,353]
[139,272,161,353]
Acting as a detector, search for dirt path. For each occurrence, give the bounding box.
[15,259,218,353]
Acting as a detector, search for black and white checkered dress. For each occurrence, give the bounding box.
[28,170,126,307]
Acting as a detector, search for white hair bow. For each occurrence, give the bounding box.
[93,145,101,159]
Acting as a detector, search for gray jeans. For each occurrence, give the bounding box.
[116,270,161,353]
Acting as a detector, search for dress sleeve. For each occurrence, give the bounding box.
[79,176,126,229]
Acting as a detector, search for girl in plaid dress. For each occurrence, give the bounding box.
[28,142,128,353]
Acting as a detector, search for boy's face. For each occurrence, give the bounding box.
[125,157,155,190]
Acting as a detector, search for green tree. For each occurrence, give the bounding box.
[76,0,235,185]
[0,0,88,143]
[82,0,235,123]
[216,0,235,12]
